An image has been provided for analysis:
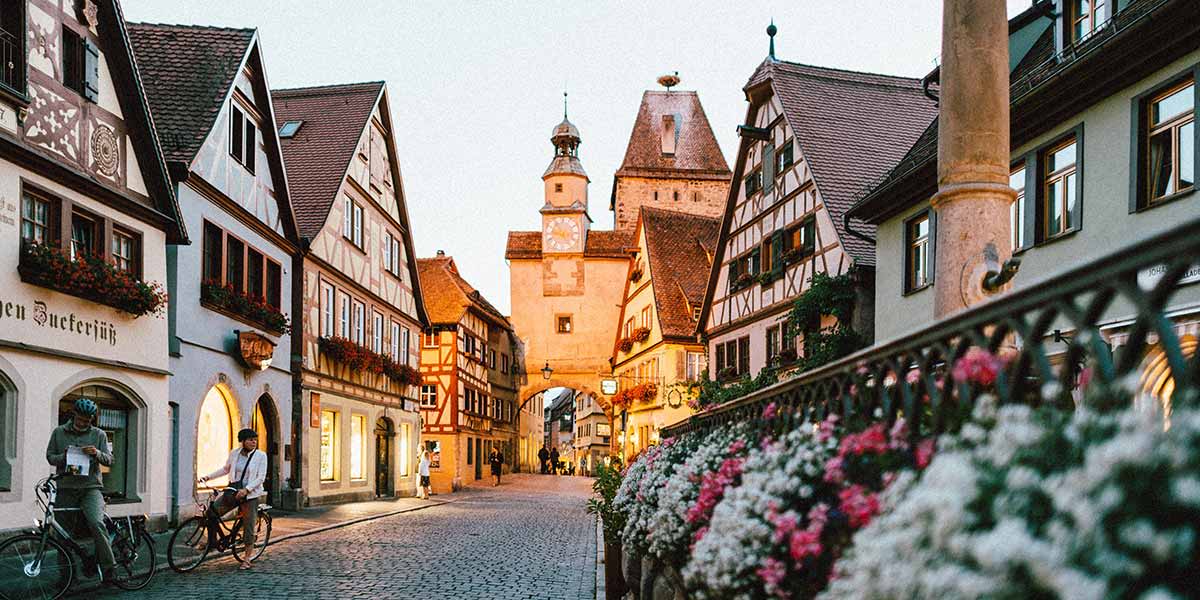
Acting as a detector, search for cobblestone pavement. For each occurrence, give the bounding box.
[83,474,597,600]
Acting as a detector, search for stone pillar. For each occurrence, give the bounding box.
[932,0,1016,317]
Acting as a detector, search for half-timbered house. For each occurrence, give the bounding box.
[0,0,183,532]
[417,253,521,493]
[274,81,427,505]
[698,48,937,382]
[129,23,299,517]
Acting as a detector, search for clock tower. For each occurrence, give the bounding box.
[541,105,590,254]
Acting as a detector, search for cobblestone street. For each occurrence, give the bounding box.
[85,475,597,600]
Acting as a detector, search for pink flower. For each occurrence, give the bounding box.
[905,368,922,385]
[806,503,831,528]
[888,419,909,450]
[789,528,823,561]
[1078,366,1094,392]
[762,402,778,420]
[952,348,1003,387]
[690,526,709,549]
[757,557,789,599]
[686,455,747,527]
[823,456,845,484]
[817,415,839,442]
[838,485,881,529]
[915,438,936,469]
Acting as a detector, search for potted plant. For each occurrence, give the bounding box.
[733,272,755,290]
[618,338,634,353]
[632,327,651,343]
[587,459,628,599]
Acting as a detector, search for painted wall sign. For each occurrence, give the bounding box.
[600,378,618,395]
[237,330,276,371]
[310,392,321,428]
[1138,262,1200,291]
[0,298,119,346]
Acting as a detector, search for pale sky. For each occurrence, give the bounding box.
[124,1,1031,314]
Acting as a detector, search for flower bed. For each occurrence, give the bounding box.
[317,336,421,387]
[18,241,167,317]
[200,280,290,334]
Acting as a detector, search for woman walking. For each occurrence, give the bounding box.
[417,450,433,499]
[488,446,503,486]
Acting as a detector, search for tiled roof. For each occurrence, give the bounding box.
[746,60,939,265]
[272,82,383,239]
[416,256,510,328]
[127,23,254,166]
[614,91,731,181]
[505,229,634,260]
[640,207,720,340]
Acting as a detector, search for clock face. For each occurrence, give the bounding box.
[544,217,581,251]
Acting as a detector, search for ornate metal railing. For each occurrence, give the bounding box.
[665,214,1200,440]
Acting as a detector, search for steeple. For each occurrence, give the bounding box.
[544,96,587,180]
[767,20,777,60]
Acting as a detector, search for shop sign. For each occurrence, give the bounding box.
[600,378,618,395]
[238,331,276,371]
[0,298,119,346]
[310,392,321,428]
[1138,262,1200,291]
[596,423,612,437]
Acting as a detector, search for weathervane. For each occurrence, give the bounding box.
[657,71,680,92]
[563,90,568,120]
[768,20,778,60]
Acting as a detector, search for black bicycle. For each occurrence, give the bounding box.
[0,474,156,600]
[166,485,272,572]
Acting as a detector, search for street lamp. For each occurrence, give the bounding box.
[541,361,553,380]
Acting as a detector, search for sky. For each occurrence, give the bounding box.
[124,0,1032,315]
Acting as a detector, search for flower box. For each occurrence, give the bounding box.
[200,280,290,334]
[318,336,419,387]
[630,268,643,283]
[631,382,658,404]
[618,338,634,353]
[18,241,167,318]
[632,327,651,343]
[781,247,805,265]
[732,273,755,291]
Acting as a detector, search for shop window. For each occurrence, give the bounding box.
[60,384,137,500]
[350,415,366,481]
[197,386,237,488]
[319,410,338,482]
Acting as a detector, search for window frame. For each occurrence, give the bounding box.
[1131,68,1198,212]
[1032,127,1084,245]
[784,216,816,258]
[338,292,350,338]
[228,100,257,174]
[319,409,339,482]
[420,385,437,408]
[320,282,335,338]
[422,330,438,348]
[1040,136,1080,241]
[0,1,28,98]
[110,226,141,278]
[902,208,934,295]
[1065,0,1109,45]
[372,311,384,354]
[353,301,365,345]
[556,314,572,334]
[20,189,58,246]
[1010,161,1031,253]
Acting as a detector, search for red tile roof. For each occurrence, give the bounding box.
[614,91,731,181]
[640,207,720,340]
[746,60,939,265]
[416,255,510,328]
[272,82,383,239]
[127,23,254,166]
[505,229,634,260]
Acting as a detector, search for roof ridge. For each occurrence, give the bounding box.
[126,21,254,33]
[770,59,926,87]
[272,81,385,97]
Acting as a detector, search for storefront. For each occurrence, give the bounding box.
[305,389,419,505]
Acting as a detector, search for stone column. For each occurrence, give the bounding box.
[932,0,1016,317]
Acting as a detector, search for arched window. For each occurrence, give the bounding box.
[1137,335,1198,430]
[59,384,137,499]
[197,386,238,487]
[0,370,14,492]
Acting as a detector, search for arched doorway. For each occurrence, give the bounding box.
[197,386,238,488]
[60,383,141,500]
[374,417,394,498]
[1137,335,1198,429]
[252,395,279,504]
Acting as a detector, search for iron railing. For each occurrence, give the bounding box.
[664,214,1200,440]
[0,25,19,92]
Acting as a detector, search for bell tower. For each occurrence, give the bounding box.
[541,93,590,254]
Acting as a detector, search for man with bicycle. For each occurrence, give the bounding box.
[44,398,116,581]
[199,428,266,570]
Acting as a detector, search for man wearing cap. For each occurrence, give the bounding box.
[45,398,116,581]
[200,428,267,569]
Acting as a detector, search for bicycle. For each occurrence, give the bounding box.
[166,484,272,573]
[0,474,156,600]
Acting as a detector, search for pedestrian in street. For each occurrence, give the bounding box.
[418,450,433,499]
[488,446,503,486]
[45,398,116,582]
[538,444,550,474]
[549,446,560,475]
[199,428,266,570]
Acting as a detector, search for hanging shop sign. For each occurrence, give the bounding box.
[600,378,618,396]
[238,331,276,371]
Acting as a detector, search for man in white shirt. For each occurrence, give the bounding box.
[417,450,432,499]
[199,428,267,569]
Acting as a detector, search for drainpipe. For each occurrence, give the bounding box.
[932,0,1019,318]
[842,212,875,245]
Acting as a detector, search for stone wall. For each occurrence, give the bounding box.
[613,177,728,232]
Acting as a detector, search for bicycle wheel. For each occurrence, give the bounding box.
[167,516,210,573]
[109,530,156,590]
[231,511,272,563]
[0,534,74,600]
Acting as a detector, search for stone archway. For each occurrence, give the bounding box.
[252,394,280,504]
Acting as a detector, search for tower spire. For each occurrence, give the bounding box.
[767,20,777,60]
[563,90,568,120]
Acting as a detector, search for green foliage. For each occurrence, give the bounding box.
[689,367,779,412]
[587,457,627,546]
[786,272,868,372]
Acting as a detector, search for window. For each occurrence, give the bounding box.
[640,306,651,328]
[320,410,338,481]
[501,353,510,373]
[61,27,97,101]
[350,415,366,480]
[338,292,350,337]
[372,312,384,354]
[266,261,281,309]
[343,197,353,242]
[390,321,401,359]
[423,331,437,348]
[766,325,780,363]
[1041,137,1078,240]
[401,328,411,364]
[1010,165,1027,251]
[197,386,237,488]
[556,315,572,334]
[321,283,335,338]
[70,210,98,260]
[1146,79,1195,204]
[781,321,797,353]
[692,305,702,322]
[715,336,749,377]
[353,203,363,247]
[353,301,365,345]
[226,237,244,293]
[785,217,816,256]
[1067,0,1108,44]
[60,385,136,498]
[738,337,750,376]
[391,237,402,276]
[111,228,138,276]
[383,233,403,276]
[200,223,283,308]
[229,103,256,173]
[904,211,932,293]
[776,141,794,174]
[554,183,563,193]
[246,248,264,299]
[623,318,634,340]
[20,192,55,245]
[278,120,303,138]
[0,2,26,93]
[744,168,762,196]
[420,385,437,408]
[761,235,775,274]
[202,222,223,281]
[488,349,497,369]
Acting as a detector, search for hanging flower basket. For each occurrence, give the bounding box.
[618,338,634,353]
[18,241,167,318]
[611,389,632,411]
[319,336,418,387]
[632,327,651,343]
[630,268,643,283]
[201,279,290,334]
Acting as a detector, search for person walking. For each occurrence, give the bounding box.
[199,428,266,570]
[549,446,560,475]
[488,446,503,486]
[538,444,550,474]
[417,450,433,499]
[45,398,116,582]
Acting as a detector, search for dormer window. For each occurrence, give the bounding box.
[661,114,678,156]
[1066,0,1109,44]
[278,120,303,138]
[230,104,257,174]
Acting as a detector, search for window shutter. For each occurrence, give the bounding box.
[231,107,244,163]
[763,144,775,194]
[82,38,99,102]
[771,231,784,275]
[245,123,256,173]
[750,248,761,274]
[675,350,685,380]
[928,209,938,284]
